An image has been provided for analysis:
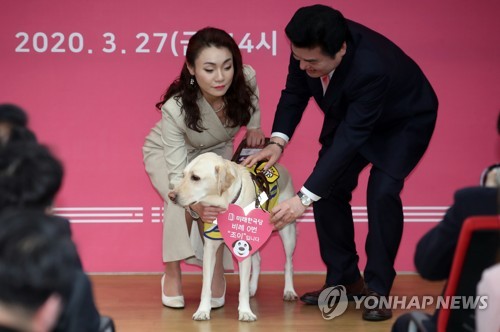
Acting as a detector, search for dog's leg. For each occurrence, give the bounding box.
[193,238,222,321]
[238,257,257,321]
[275,168,299,301]
[249,251,261,297]
[279,223,299,301]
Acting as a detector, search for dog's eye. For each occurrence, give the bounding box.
[191,175,200,181]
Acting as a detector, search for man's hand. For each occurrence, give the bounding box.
[269,195,307,230]
[245,128,266,147]
[241,137,286,169]
[189,202,226,223]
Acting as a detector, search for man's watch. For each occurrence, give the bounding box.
[297,191,313,207]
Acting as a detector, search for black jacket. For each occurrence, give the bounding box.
[273,20,438,196]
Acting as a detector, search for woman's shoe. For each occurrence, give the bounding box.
[161,274,184,309]
[211,278,226,309]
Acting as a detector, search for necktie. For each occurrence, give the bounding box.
[321,75,330,95]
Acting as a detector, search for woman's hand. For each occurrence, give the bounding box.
[245,128,266,147]
[189,202,226,223]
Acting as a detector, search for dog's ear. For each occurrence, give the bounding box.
[247,242,252,251]
[215,162,235,196]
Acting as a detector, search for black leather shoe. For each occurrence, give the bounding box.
[300,277,367,305]
[362,290,393,321]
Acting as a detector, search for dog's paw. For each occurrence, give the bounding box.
[239,311,257,322]
[283,290,299,301]
[249,285,257,297]
[192,310,211,321]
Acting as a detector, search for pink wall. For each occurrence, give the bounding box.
[1,0,499,273]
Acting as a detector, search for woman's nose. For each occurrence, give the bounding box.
[215,69,224,81]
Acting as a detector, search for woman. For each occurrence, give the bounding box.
[143,27,265,309]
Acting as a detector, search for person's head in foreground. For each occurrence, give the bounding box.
[0,210,79,332]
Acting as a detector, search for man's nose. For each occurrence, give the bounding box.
[299,60,309,71]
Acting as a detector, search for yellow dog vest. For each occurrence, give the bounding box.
[203,162,280,240]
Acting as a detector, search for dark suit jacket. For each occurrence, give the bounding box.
[415,186,499,280]
[273,20,438,197]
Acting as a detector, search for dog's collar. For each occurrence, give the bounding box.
[231,180,243,204]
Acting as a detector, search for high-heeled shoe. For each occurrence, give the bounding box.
[211,277,226,309]
[161,274,184,309]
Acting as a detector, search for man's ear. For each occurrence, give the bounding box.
[340,41,347,56]
[215,163,235,196]
[484,167,500,187]
[45,205,54,215]
[32,294,62,332]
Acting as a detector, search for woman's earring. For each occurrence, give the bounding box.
[189,76,195,86]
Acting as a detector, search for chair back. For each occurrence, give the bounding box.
[437,215,500,332]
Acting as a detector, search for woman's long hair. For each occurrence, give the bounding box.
[156,27,256,132]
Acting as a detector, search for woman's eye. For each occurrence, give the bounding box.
[204,69,213,73]
[224,66,232,71]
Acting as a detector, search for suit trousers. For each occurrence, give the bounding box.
[312,153,404,295]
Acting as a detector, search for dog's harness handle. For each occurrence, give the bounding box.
[248,160,280,213]
[250,171,271,211]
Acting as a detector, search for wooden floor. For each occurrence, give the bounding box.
[90,274,444,332]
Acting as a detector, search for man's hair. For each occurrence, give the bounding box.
[0,210,79,311]
[0,104,29,127]
[285,4,349,57]
[0,104,37,146]
[6,126,37,145]
[0,142,63,210]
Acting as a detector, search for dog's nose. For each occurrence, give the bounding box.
[168,191,177,202]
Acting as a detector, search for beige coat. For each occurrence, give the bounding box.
[143,65,261,268]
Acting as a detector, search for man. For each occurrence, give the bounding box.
[0,142,114,332]
[0,210,80,332]
[243,4,438,321]
[476,263,500,332]
[392,164,499,331]
[0,103,37,146]
[0,143,63,213]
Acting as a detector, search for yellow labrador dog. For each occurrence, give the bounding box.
[168,152,297,321]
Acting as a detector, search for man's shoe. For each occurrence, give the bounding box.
[300,277,367,305]
[362,290,393,321]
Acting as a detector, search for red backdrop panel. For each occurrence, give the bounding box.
[1,0,499,273]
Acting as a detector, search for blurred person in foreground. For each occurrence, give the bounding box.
[0,210,80,332]
[0,103,36,147]
[0,142,114,332]
[392,114,500,331]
